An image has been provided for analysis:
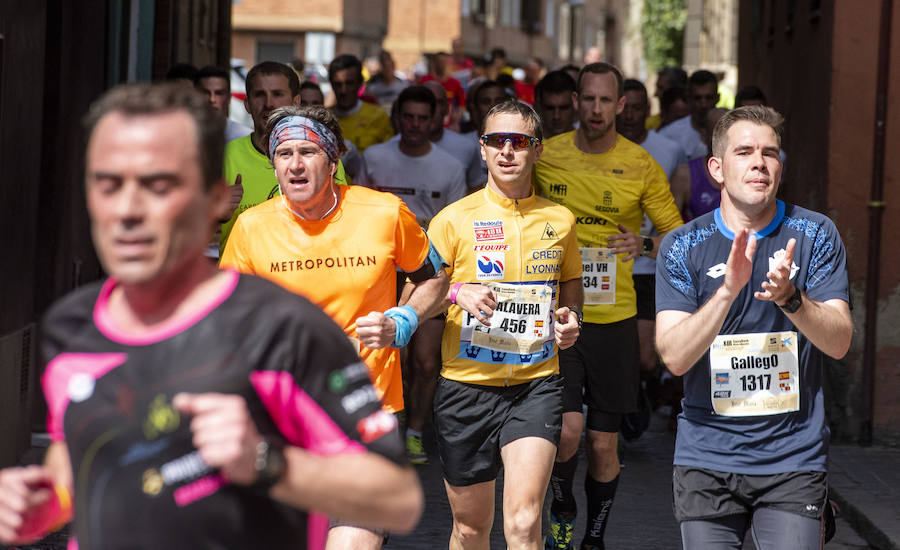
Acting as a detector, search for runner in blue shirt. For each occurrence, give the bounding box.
[655,106,852,550]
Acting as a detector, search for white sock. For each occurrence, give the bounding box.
[407,429,422,438]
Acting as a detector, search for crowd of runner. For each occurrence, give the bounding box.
[0,42,851,550]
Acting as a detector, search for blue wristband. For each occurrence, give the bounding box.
[384,305,420,348]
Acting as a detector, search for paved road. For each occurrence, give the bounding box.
[6,412,873,549]
[388,410,873,550]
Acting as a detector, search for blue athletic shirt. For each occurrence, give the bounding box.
[656,200,849,474]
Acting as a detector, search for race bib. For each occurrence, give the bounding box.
[581,247,616,305]
[709,331,800,417]
[468,282,554,354]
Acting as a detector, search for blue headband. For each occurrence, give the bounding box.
[268,115,339,162]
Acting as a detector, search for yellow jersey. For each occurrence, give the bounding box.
[220,186,430,413]
[332,101,394,153]
[534,132,682,324]
[428,185,582,386]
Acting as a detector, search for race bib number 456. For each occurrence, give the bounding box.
[469,282,554,354]
[709,331,800,417]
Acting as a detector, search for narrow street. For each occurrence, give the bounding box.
[388,410,874,550]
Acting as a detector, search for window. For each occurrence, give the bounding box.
[304,33,335,67]
[257,40,294,65]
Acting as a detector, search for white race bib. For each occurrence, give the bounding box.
[467,282,554,354]
[581,247,616,305]
[709,331,800,417]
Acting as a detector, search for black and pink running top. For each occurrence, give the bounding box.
[40,272,405,550]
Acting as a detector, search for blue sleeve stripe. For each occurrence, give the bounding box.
[664,223,718,295]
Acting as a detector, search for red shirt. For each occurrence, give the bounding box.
[421,74,466,110]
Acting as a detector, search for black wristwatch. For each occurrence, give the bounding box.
[252,439,286,493]
[641,236,654,256]
[777,285,803,314]
[568,306,584,329]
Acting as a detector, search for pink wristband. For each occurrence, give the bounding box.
[449,282,464,304]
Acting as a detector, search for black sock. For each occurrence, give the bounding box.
[548,454,579,518]
[582,474,619,548]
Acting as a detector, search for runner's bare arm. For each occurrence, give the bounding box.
[752,239,852,359]
[357,270,449,348]
[554,278,584,349]
[656,228,757,375]
[446,283,498,325]
[272,447,423,533]
[0,443,73,544]
[404,268,450,321]
[173,392,422,532]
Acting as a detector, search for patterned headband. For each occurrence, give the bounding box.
[268,115,339,162]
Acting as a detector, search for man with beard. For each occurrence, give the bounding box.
[534,63,683,550]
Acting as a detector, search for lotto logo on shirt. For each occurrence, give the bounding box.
[476,252,505,280]
[473,220,505,242]
[356,410,397,443]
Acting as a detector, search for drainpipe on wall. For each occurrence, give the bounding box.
[860,0,893,447]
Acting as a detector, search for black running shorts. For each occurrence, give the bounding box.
[433,374,563,487]
[559,317,640,430]
[672,465,828,522]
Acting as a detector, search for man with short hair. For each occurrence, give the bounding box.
[195,65,252,142]
[430,99,582,550]
[461,80,510,139]
[534,63,683,550]
[422,80,485,190]
[646,66,688,130]
[329,54,394,152]
[0,82,423,549]
[616,78,684,396]
[422,52,466,128]
[656,105,852,549]
[220,61,309,255]
[534,70,577,139]
[658,70,720,162]
[220,104,448,549]
[363,86,467,226]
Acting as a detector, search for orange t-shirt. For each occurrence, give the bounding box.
[220,186,431,413]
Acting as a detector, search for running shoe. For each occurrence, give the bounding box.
[544,512,575,550]
[405,434,428,465]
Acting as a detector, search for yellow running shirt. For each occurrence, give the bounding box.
[220,186,431,413]
[332,101,394,152]
[534,132,682,324]
[220,135,348,255]
[428,185,582,386]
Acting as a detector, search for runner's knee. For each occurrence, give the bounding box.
[503,499,543,542]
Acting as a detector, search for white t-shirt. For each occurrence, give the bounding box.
[341,139,368,187]
[363,140,467,226]
[633,130,684,275]
[225,118,252,142]
[433,129,486,189]
[657,115,705,163]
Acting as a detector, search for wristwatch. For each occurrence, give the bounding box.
[641,236,654,256]
[252,439,286,493]
[568,306,584,330]
[777,285,803,314]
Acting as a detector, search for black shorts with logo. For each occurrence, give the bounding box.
[559,317,640,430]
[433,374,563,487]
[672,465,828,522]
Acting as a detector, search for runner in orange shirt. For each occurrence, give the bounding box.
[220,104,448,550]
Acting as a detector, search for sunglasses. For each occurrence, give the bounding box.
[481,132,541,150]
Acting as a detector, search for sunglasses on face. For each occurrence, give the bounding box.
[480,132,541,150]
